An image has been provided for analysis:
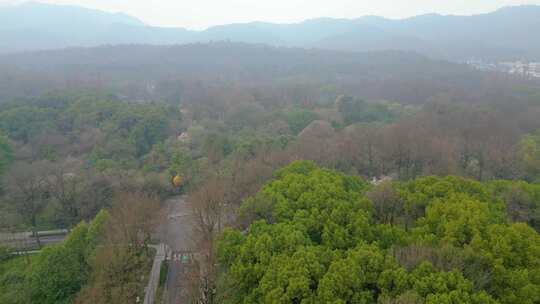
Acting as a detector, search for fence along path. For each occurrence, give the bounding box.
[144,243,167,304]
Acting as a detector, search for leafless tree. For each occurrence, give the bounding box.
[6,161,51,248]
[75,191,162,304]
[367,181,403,226]
[108,192,162,250]
[188,177,229,304]
[46,161,85,229]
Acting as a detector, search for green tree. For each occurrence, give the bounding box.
[26,211,110,304]
[0,132,13,191]
[169,149,193,176]
[0,106,56,143]
[284,108,319,135]
[518,130,540,181]
[316,245,393,303]
[29,224,90,304]
[336,96,395,125]
[468,223,540,304]
[414,194,493,246]
[218,163,540,304]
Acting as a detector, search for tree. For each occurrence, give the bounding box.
[284,108,319,135]
[316,245,392,303]
[0,132,13,176]
[0,106,55,143]
[487,180,540,231]
[29,224,90,304]
[294,120,337,166]
[367,181,403,225]
[76,175,114,222]
[203,133,232,164]
[468,223,540,304]
[0,132,13,192]
[75,193,160,304]
[414,194,493,246]
[46,163,85,229]
[189,177,230,304]
[27,211,109,304]
[218,163,539,303]
[169,148,193,177]
[107,192,161,249]
[519,130,540,181]
[336,95,395,125]
[6,161,51,248]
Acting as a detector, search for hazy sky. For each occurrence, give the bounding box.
[4,0,540,29]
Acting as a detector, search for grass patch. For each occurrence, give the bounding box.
[159,260,169,287]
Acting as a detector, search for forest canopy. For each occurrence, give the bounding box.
[1,42,540,304]
[218,161,540,304]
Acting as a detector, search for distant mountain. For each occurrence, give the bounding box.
[1,2,539,61]
[0,2,194,50]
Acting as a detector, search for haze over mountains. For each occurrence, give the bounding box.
[0,42,489,103]
[1,2,540,61]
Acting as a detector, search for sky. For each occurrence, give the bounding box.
[2,0,540,29]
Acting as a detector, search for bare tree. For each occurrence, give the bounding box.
[6,161,51,248]
[503,185,532,224]
[367,181,403,226]
[188,177,228,304]
[75,191,162,304]
[108,192,162,250]
[46,162,85,229]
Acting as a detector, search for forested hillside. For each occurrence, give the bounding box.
[1,43,540,236]
[0,43,532,104]
[0,40,540,303]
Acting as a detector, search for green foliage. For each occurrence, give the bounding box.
[0,94,179,170]
[414,194,493,246]
[486,180,540,231]
[29,242,88,304]
[87,101,172,162]
[225,103,267,131]
[316,244,393,303]
[86,209,111,253]
[0,245,11,262]
[203,132,233,161]
[0,132,13,188]
[398,176,502,228]
[159,261,169,287]
[169,149,193,176]
[218,162,540,304]
[0,105,56,142]
[468,223,540,304]
[0,211,110,304]
[519,129,540,181]
[337,96,396,125]
[0,255,35,304]
[283,108,319,135]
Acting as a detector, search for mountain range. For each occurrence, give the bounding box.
[1,2,540,61]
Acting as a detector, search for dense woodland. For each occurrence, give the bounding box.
[0,43,529,104]
[218,162,540,304]
[0,43,540,303]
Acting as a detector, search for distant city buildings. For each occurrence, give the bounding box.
[530,62,540,78]
[467,60,540,79]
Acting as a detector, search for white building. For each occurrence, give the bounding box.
[529,62,540,78]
